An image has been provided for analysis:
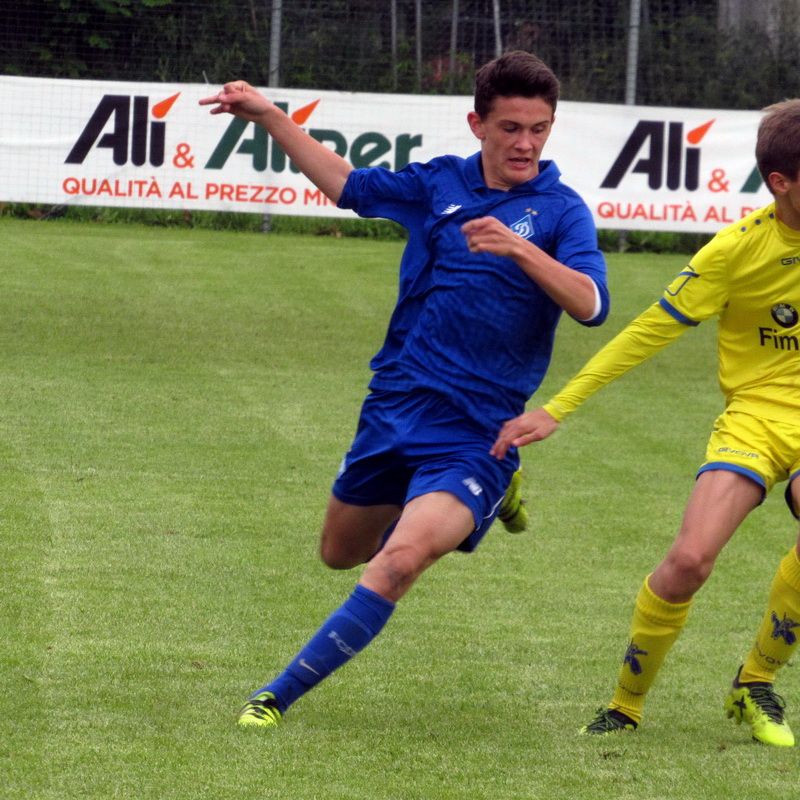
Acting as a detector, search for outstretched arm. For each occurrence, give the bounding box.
[491,302,690,458]
[199,81,352,203]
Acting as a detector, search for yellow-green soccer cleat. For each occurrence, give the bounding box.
[237,690,283,729]
[725,667,795,747]
[580,707,638,736]
[498,469,528,533]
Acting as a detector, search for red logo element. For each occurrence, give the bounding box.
[291,99,320,125]
[687,119,714,145]
[152,92,181,119]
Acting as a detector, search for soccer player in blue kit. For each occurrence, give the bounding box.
[200,51,610,728]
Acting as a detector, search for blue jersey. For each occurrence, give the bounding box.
[338,153,609,431]
[337,171,431,376]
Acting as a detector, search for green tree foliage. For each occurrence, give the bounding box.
[3,0,271,83]
[5,0,800,108]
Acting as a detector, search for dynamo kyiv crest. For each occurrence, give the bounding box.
[510,213,535,239]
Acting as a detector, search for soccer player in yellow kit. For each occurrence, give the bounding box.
[491,100,800,747]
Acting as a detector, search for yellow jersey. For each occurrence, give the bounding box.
[545,202,800,424]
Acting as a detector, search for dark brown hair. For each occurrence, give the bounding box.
[473,50,560,119]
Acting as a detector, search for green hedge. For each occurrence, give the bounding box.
[2,202,711,252]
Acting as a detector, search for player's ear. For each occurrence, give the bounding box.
[467,111,485,140]
[768,171,791,195]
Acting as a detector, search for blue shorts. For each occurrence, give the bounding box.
[332,388,519,552]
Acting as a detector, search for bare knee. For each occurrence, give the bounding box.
[319,535,369,570]
[655,547,715,600]
[318,498,399,570]
[361,541,432,602]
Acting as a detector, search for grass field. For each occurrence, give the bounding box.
[3,217,798,800]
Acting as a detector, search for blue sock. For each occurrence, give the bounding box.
[260,584,395,713]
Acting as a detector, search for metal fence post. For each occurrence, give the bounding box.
[263,0,283,233]
[448,0,459,94]
[619,0,642,251]
[493,0,503,57]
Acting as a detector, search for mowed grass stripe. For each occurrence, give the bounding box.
[0,438,53,798]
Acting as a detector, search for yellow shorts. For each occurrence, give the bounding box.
[699,409,800,518]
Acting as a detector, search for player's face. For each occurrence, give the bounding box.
[467,95,554,190]
[772,169,800,231]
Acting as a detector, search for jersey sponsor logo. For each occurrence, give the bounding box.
[771,303,799,328]
[441,203,462,214]
[780,256,800,266]
[664,267,699,297]
[759,327,800,350]
[510,213,534,239]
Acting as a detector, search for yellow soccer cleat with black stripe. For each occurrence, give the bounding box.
[498,469,528,533]
[237,690,283,729]
[725,667,795,747]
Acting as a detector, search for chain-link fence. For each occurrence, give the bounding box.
[4,1,800,109]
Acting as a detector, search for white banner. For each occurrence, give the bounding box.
[0,75,772,233]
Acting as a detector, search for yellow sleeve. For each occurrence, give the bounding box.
[543,302,689,421]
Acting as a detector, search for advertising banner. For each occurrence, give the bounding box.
[0,75,772,232]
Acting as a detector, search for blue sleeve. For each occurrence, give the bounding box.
[337,162,432,229]
[553,201,610,328]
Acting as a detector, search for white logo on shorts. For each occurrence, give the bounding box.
[462,476,483,496]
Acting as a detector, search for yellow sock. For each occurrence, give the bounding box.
[740,547,800,683]
[610,575,692,724]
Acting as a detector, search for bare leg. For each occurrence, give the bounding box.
[360,491,475,601]
[319,494,401,569]
[650,470,763,602]
[589,470,762,729]
[239,491,475,723]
